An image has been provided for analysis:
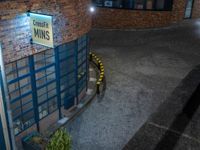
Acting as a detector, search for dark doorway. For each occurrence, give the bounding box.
[184,0,194,18]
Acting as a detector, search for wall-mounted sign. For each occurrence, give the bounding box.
[30,13,54,48]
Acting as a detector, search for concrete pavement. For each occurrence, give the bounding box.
[67,19,200,150]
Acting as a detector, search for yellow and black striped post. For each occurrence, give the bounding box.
[90,52,105,95]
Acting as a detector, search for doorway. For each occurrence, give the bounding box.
[184,0,194,19]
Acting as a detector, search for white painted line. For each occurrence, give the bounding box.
[86,89,93,95]
[149,122,200,144]
[77,103,84,108]
[89,77,97,82]
[58,117,68,124]
[89,68,94,72]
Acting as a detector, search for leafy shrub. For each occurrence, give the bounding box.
[46,128,72,150]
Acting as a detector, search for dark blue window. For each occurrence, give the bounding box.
[4,34,89,135]
[57,41,77,108]
[78,35,87,95]
[5,57,35,135]
[92,0,173,11]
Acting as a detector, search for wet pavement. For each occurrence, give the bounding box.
[123,65,200,150]
[67,19,200,150]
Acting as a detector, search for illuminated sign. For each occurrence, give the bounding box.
[30,13,54,48]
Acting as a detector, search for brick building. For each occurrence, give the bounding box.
[92,0,200,29]
[0,0,199,150]
[0,0,91,149]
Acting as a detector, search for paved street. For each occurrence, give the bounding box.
[67,19,200,150]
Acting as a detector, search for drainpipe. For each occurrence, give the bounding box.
[0,44,16,150]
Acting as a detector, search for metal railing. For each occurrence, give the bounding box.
[89,52,106,95]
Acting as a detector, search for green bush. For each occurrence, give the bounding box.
[46,128,72,150]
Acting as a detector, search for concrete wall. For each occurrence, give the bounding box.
[0,0,91,64]
[92,0,188,29]
[193,0,200,18]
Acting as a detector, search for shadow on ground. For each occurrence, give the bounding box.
[123,65,200,150]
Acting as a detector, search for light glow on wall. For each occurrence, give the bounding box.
[89,6,95,13]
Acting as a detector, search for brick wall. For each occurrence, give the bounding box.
[92,0,187,29]
[171,0,187,22]
[0,0,91,64]
[193,0,200,18]
[92,8,172,29]
[39,110,59,134]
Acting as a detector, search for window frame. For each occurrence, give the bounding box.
[92,0,174,11]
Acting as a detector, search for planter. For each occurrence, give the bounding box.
[22,132,48,150]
